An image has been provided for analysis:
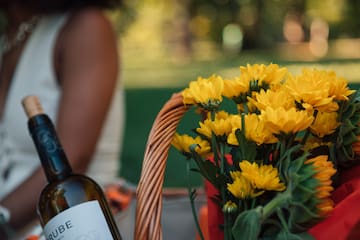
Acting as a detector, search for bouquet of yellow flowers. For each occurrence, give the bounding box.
[171,64,360,240]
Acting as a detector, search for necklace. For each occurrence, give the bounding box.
[2,16,40,54]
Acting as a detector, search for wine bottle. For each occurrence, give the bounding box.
[22,95,122,240]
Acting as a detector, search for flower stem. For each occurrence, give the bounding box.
[262,191,290,220]
[225,212,233,240]
[220,143,232,240]
[186,160,204,240]
[276,208,289,232]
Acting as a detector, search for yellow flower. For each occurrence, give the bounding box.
[316,198,335,217]
[171,133,211,157]
[227,170,260,199]
[248,87,296,111]
[260,107,314,135]
[310,111,340,138]
[227,113,278,145]
[239,161,286,192]
[223,77,250,99]
[230,169,242,179]
[213,110,230,120]
[182,75,223,109]
[244,114,278,145]
[326,72,355,101]
[196,111,237,139]
[305,155,336,216]
[284,69,339,112]
[239,63,288,87]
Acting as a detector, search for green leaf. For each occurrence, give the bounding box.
[342,119,357,134]
[337,144,356,167]
[189,144,219,187]
[232,207,262,240]
[292,184,316,202]
[235,128,257,162]
[343,131,358,146]
[288,200,319,227]
[289,201,319,220]
[275,231,315,240]
[277,145,305,182]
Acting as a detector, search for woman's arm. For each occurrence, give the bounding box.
[55,7,119,173]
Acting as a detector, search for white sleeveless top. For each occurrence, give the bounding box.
[0,14,124,200]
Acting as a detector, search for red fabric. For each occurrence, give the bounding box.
[205,154,232,240]
[206,180,224,240]
[205,162,360,240]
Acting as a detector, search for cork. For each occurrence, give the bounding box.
[22,95,44,118]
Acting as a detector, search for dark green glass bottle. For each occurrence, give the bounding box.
[22,95,122,240]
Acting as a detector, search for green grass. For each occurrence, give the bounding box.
[122,49,360,89]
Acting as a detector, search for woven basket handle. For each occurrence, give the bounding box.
[134,92,188,240]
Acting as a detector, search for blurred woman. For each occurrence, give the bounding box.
[0,0,124,238]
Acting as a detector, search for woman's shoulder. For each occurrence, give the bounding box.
[63,7,115,40]
[54,6,118,77]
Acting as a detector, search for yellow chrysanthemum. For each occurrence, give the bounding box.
[171,133,211,157]
[239,63,288,87]
[245,114,278,145]
[197,111,238,139]
[310,111,340,138]
[326,72,355,101]
[285,69,339,112]
[248,87,296,111]
[227,113,278,145]
[316,198,335,217]
[260,107,314,135]
[213,110,230,120]
[230,169,242,180]
[222,77,250,99]
[182,75,223,108]
[239,161,286,192]
[227,170,260,199]
[305,155,336,216]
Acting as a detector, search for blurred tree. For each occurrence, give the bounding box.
[107,0,139,35]
[188,0,242,47]
[166,0,193,60]
[184,0,359,50]
[340,0,360,37]
[186,0,294,50]
[121,0,360,58]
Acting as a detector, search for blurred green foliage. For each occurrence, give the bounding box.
[186,0,360,49]
[107,0,139,34]
[118,0,360,63]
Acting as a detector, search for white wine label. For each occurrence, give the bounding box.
[44,200,113,240]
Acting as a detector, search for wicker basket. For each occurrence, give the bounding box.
[134,92,190,240]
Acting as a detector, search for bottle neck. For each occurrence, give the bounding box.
[28,114,72,182]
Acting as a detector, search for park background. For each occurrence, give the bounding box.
[112,0,360,188]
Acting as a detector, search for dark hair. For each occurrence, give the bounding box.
[15,0,123,13]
